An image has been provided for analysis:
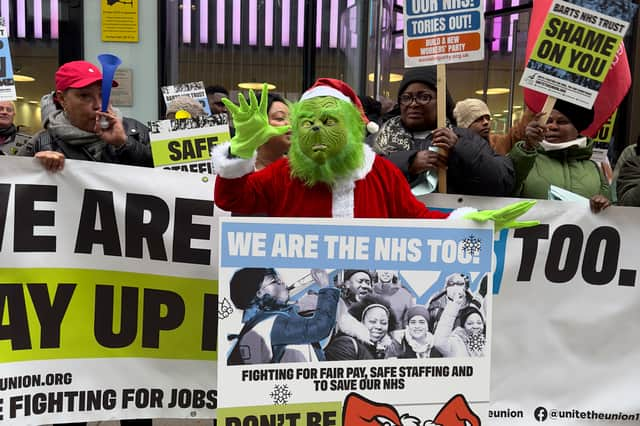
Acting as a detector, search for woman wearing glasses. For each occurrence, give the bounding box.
[371,66,515,196]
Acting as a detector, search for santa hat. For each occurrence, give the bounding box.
[300,78,380,134]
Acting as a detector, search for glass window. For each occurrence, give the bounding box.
[3,0,59,134]
[161,0,366,103]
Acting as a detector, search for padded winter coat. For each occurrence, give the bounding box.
[509,138,610,199]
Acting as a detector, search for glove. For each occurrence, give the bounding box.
[221,83,291,159]
[463,200,539,232]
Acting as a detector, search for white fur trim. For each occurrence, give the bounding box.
[366,121,380,134]
[300,86,351,103]
[447,207,478,220]
[331,145,376,218]
[211,142,256,179]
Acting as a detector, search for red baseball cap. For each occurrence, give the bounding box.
[55,60,118,92]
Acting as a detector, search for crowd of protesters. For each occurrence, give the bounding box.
[4,60,636,210]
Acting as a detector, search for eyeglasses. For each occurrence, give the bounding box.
[260,275,285,291]
[399,92,433,106]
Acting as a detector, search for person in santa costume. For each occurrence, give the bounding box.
[213,78,536,227]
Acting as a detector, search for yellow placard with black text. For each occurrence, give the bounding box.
[101,0,139,43]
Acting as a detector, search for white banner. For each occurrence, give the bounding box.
[2,157,640,425]
[424,193,640,425]
[0,158,219,425]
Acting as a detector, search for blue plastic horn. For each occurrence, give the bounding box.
[97,53,122,112]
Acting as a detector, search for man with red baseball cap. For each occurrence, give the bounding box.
[18,60,151,170]
[55,60,119,92]
[42,64,153,426]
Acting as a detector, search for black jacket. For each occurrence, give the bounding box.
[368,126,515,196]
[18,117,153,167]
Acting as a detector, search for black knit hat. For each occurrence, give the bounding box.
[229,268,276,309]
[397,66,456,124]
[553,99,595,133]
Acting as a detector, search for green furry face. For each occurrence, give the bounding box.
[288,97,365,186]
[296,98,347,164]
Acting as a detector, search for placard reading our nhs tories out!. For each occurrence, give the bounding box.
[217,217,493,424]
[404,0,485,67]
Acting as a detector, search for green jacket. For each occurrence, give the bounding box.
[509,138,610,200]
[613,144,640,206]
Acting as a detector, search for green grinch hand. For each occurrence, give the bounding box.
[221,83,291,159]
[463,200,540,231]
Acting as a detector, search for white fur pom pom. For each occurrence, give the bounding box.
[447,206,478,220]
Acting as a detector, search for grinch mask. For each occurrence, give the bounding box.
[288,96,365,186]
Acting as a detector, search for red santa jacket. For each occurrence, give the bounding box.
[212,143,449,219]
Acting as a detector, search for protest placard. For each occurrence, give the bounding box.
[161,81,212,116]
[101,0,139,43]
[149,115,231,174]
[592,109,617,147]
[217,217,493,424]
[0,18,16,101]
[404,0,484,67]
[520,0,637,109]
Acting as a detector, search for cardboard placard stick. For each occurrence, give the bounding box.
[437,63,447,193]
[540,95,557,128]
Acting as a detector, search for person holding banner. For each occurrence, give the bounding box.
[370,67,515,196]
[18,60,152,169]
[509,99,611,211]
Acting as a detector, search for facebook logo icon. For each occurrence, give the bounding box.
[534,406,548,422]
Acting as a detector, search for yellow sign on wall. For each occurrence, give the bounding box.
[101,0,139,43]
